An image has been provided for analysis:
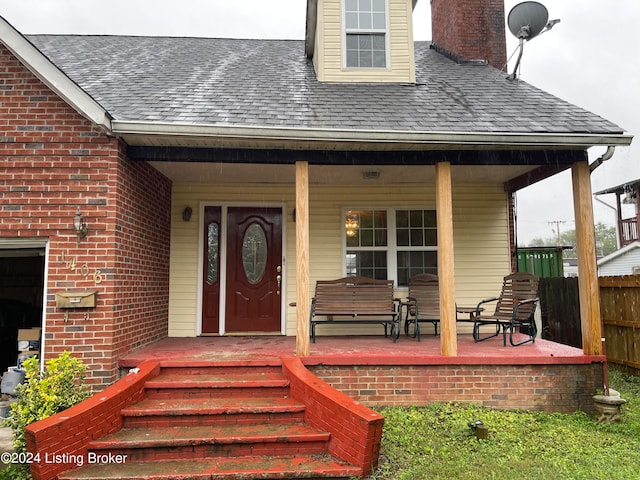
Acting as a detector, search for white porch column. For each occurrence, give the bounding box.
[295,161,310,357]
[436,162,457,356]
[572,160,603,355]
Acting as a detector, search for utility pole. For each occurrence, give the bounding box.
[548,220,566,245]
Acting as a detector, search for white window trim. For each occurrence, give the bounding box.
[342,0,391,70]
[342,207,438,285]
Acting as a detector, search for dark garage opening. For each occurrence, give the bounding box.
[0,249,44,375]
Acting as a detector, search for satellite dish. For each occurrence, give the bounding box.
[508,1,549,40]
[505,1,560,81]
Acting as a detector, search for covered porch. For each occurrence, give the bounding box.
[119,334,605,413]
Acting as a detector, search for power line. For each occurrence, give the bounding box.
[548,220,566,245]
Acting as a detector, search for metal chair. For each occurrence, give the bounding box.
[403,273,440,341]
[472,272,540,346]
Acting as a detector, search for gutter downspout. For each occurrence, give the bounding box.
[589,146,616,173]
[587,145,615,397]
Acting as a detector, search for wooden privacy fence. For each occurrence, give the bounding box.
[539,277,581,348]
[600,275,640,370]
[539,275,640,370]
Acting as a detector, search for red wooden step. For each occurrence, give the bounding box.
[57,454,360,480]
[55,360,368,480]
[88,423,331,461]
[144,371,290,399]
[122,396,306,428]
[157,360,284,376]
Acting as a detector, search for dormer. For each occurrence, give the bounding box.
[305,0,418,83]
[305,0,508,83]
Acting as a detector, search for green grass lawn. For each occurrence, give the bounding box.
[369,365,640,480]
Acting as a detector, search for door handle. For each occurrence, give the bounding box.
[276,265,282,295]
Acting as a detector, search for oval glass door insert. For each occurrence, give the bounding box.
[242,223,267,284]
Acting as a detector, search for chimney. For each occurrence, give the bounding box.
[430,0,507,70]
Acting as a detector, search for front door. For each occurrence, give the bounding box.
[226,207,282,333]
[201,206,283,334]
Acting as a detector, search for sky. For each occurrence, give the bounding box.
[1,0,639,245]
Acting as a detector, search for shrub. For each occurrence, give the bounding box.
[2,352,91,454]
[0,464,31,480]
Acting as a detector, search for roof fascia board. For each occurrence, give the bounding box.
[111,120,633,149]
[0,17,112,131]
[595,179,640,196]
[127,145,585,166]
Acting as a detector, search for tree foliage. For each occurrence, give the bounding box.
[527,222,617,258]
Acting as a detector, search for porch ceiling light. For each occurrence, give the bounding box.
[345,211,359,237]
[73,209,88,244]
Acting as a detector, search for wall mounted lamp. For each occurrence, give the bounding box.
[182,206,193,222]
[73,209,88,244]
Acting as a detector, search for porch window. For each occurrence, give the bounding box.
[344,208,437,286]
[344,0,388,68]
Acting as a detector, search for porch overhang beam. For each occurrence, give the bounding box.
[112,121,633,149]
[503,163,578,193]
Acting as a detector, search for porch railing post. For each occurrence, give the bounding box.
[295,161,310,357]
[572,160,603,355]
[436,161,457,356]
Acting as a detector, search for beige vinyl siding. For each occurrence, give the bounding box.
[167,182,511,338]
[314,0,416,83]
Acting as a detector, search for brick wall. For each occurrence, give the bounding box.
[0,46,172,388]
[309,363,603,414]
[109,143,171,377]
[431,0,507,70]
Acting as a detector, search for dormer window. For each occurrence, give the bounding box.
[344,0,388,69]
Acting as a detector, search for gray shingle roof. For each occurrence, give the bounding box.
[26,35,623,135]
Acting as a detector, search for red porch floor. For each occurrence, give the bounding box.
[120,334,603,368]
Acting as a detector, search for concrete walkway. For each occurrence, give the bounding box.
[0,426,13,454]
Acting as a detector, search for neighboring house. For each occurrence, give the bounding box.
[598,242,640,276]
[0,0,632,387]
[594,178,640,248]
[564,258,579,278]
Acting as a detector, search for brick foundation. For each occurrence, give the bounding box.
[308,362,603,414]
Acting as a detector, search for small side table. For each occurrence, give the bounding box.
[456,306,480,323]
